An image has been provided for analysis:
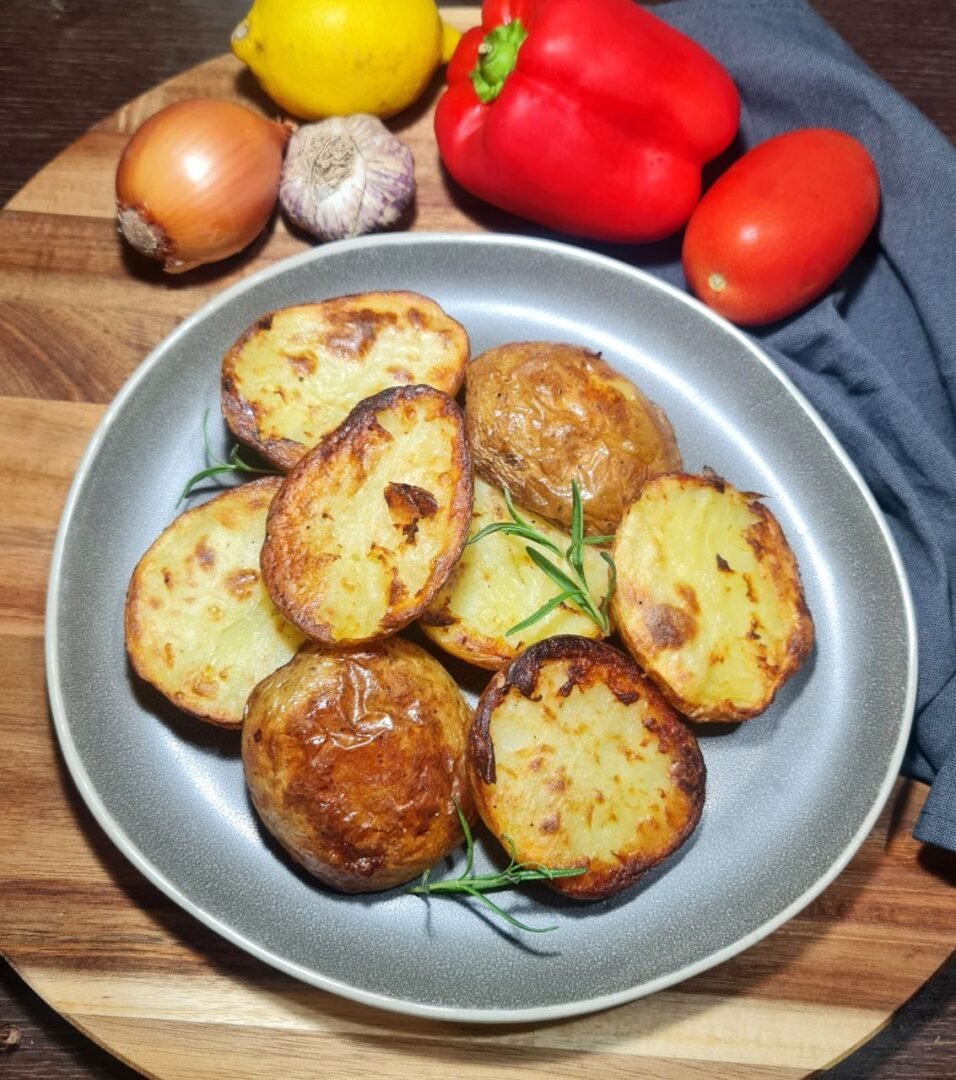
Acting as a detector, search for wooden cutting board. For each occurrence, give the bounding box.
[1,9,954,1077]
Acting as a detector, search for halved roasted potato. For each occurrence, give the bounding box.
[222,291,470,470]
[242,637,474,893]
[612,471,814,722]
[125,478,307,727]
[261,384,473,645]
[465,342,681,535]
[469,636,705,900]
[419,476,612,669]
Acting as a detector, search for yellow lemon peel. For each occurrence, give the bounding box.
[231,0,461,120]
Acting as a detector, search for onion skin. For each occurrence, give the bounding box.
[115,99,289,273]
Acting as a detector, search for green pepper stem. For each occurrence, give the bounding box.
[470,19,528,104]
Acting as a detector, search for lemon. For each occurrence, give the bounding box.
[231,0,461,120]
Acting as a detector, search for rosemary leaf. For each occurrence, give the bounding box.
[525,547,606,631]
[599,550,617,627]
[200,408,217,460]
[458,804,476,880]
[506,589,576,637]
[501,485,532,529]
[462,886,559,934]
[464,484,616,636]
[179,410,280,501]
[524,546,586,598]
[178,465,246,502]
[567,479,586,582]
[465,520,562,555]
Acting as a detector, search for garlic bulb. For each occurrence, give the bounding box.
[279,115,415,241]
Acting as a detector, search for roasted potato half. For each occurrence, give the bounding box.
[465,342,681,535]
[419,476,612,669]
[125,478,307,727]
[222,291,470,470]
[261,384,473,645]
[469,636,705,900]
[242,637,474,893]
[612,471,815,722]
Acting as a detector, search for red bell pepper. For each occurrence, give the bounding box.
[435,0,740,243]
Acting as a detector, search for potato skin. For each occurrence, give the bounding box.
[242,637,475,893]
[222,292,470,471]
[124,477,306,727]
[465,342,681,535]
[260,384,473,645]
[469,636,705,901]
[612,471,815,722]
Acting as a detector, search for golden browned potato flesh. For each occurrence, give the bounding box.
[242,637,474,893]
[469,636,704,900]
[465,342,681,535]
[612,471,815,722]
[222,291,470,470]
[261,385,473,645]
[419,476,612,669]
[124,478,307,727]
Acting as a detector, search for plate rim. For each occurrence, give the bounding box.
[45,231,918,1024]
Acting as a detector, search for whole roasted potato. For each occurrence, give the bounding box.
[612,471,815,722]
[469,636,705,901]
[465,342,681,535]
[242,637,474,893]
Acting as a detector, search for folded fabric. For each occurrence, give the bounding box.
[630,0,956,848]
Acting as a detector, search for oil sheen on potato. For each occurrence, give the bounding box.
[465,342,681,535]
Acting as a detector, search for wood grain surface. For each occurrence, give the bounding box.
[1,3,954,1078]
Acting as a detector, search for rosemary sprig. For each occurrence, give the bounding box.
[408,803,586,933]
[466,480,615,636]
[179,411,280,501]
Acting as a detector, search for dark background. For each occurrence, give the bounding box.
[1,1,953,1077]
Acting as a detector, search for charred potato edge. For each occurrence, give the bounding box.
[469,635,706,901]
[260,384,474,645]
[221,291,470,472]
[612,469,815,723]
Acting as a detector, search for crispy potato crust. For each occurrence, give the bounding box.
[242,637,475,892]
[261,385,473,645]
[124,478,307,727]
[469,636,705,900]
[465,342,681,535]
[419,476,612,669]
[612,471,815,722]
[222,292,470,470]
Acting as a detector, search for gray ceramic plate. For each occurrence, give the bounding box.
[47,233,916,1023]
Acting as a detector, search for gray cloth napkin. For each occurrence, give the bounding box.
[633,0,956,848]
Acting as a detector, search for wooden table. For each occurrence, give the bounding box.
[1,3,954,1078]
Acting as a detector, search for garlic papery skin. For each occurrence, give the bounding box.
[279,115,416,242]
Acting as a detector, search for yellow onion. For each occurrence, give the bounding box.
[115,99,290,273]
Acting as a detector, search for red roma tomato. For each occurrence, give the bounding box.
[682,129,880,326]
